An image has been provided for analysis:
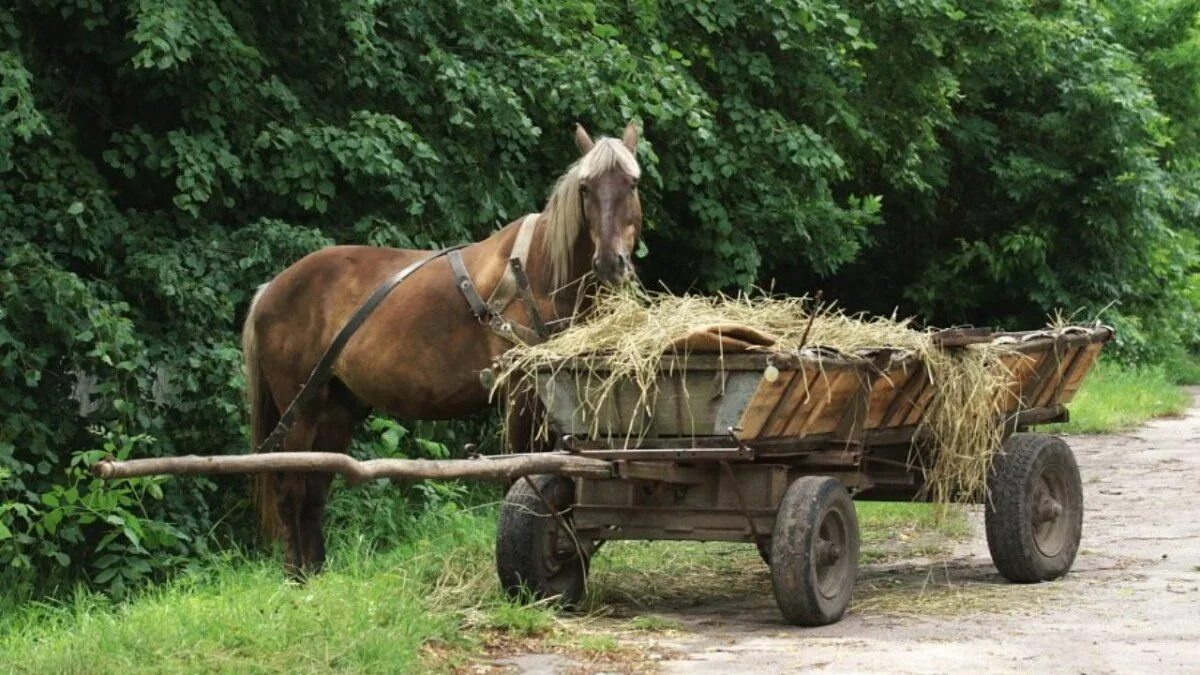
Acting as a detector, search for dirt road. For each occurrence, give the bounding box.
[502,389,1200,673]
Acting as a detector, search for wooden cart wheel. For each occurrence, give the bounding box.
[770,476,859,626]
[496,474,590,607]
[985,433,1083,583]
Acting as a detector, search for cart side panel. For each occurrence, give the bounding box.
[738,369,801,438]
[902,375,937,426]
[1054,343,1103,404]
[539,368,761,440]
[999,352,1043,413]
[736,363,862,439]
[868,362,921,425]
[789,367,860,436]
[1034,343,1102,407]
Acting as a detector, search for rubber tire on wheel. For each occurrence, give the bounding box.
[770,476,859,626]
[496,475,590,607]
[985,433,1083,583]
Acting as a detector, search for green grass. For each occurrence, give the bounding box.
[1162,351,1200,386]
[0,500,967,672]
[0,506,503,673]
[626,615,682,632]
[1046,360,1191,434]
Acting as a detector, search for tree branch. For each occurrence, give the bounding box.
[91,451,614,485]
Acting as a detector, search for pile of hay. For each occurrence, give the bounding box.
[493,290,1018,503]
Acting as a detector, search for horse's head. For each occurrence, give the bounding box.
[573,122,642,286]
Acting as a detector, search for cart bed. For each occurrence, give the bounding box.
[538,326,1112,445]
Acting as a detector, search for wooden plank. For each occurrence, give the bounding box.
[879,363,927,428]
[737,369,794,438]
[778,367,839,437]
[789,367,854,436]
[1057,344,1102,403]
[866,364,914,429]
[1021,343,1065,408]
[931,327,995,347]
[761,368,808,437]
[1035,345,1081,408]
[1008,353,1046,410]
[767,368,823,437]
[902,375,937,426]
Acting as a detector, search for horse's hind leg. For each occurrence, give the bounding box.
[296,396,359,574]
[297,473,333,574]
[272,389,324,578]
[275,416,319,579]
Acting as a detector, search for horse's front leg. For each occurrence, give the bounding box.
[504,383,555,454]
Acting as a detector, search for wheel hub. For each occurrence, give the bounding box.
[814,508,851,600]
[1030,466,1071,557]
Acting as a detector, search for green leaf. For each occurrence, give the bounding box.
[94,567,119,584]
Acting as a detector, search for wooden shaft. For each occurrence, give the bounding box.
[91,451,614,485]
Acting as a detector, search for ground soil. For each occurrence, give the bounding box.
[495,388,1200,674]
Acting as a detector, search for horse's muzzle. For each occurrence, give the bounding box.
[593,252,635,286]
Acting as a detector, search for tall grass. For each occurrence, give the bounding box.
[0,504,503,672]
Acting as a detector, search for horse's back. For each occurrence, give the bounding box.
[258,244,424,317]
[251,243,500,418]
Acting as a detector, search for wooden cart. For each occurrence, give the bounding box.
[92,326,1112,627]
[494,326,1112,626]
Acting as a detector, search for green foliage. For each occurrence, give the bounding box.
[1,0,1198,597]
[1,430,189,600]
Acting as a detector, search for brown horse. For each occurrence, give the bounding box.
[242,123,643,577]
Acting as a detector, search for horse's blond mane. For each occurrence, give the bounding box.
[542,137,640,288]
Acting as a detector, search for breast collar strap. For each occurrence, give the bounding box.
[448,214,548,345]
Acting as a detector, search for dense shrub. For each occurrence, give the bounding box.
[1,0,1197,594]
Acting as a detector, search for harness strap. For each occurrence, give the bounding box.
[448,249,490,320]
[254,245,464,456]
[450,214,549,345]
[487,214,540,314]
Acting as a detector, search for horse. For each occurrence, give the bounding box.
[242,122,644,577]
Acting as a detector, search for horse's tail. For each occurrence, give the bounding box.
[243,282,280,542]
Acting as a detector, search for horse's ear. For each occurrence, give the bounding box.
[574,124,594,155]
[622,120,639,152]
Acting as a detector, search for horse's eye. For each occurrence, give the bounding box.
[579,184,589,195]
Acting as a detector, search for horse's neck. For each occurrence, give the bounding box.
[526,214,593,317]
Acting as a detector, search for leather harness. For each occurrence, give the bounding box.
[447,214,549,345]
